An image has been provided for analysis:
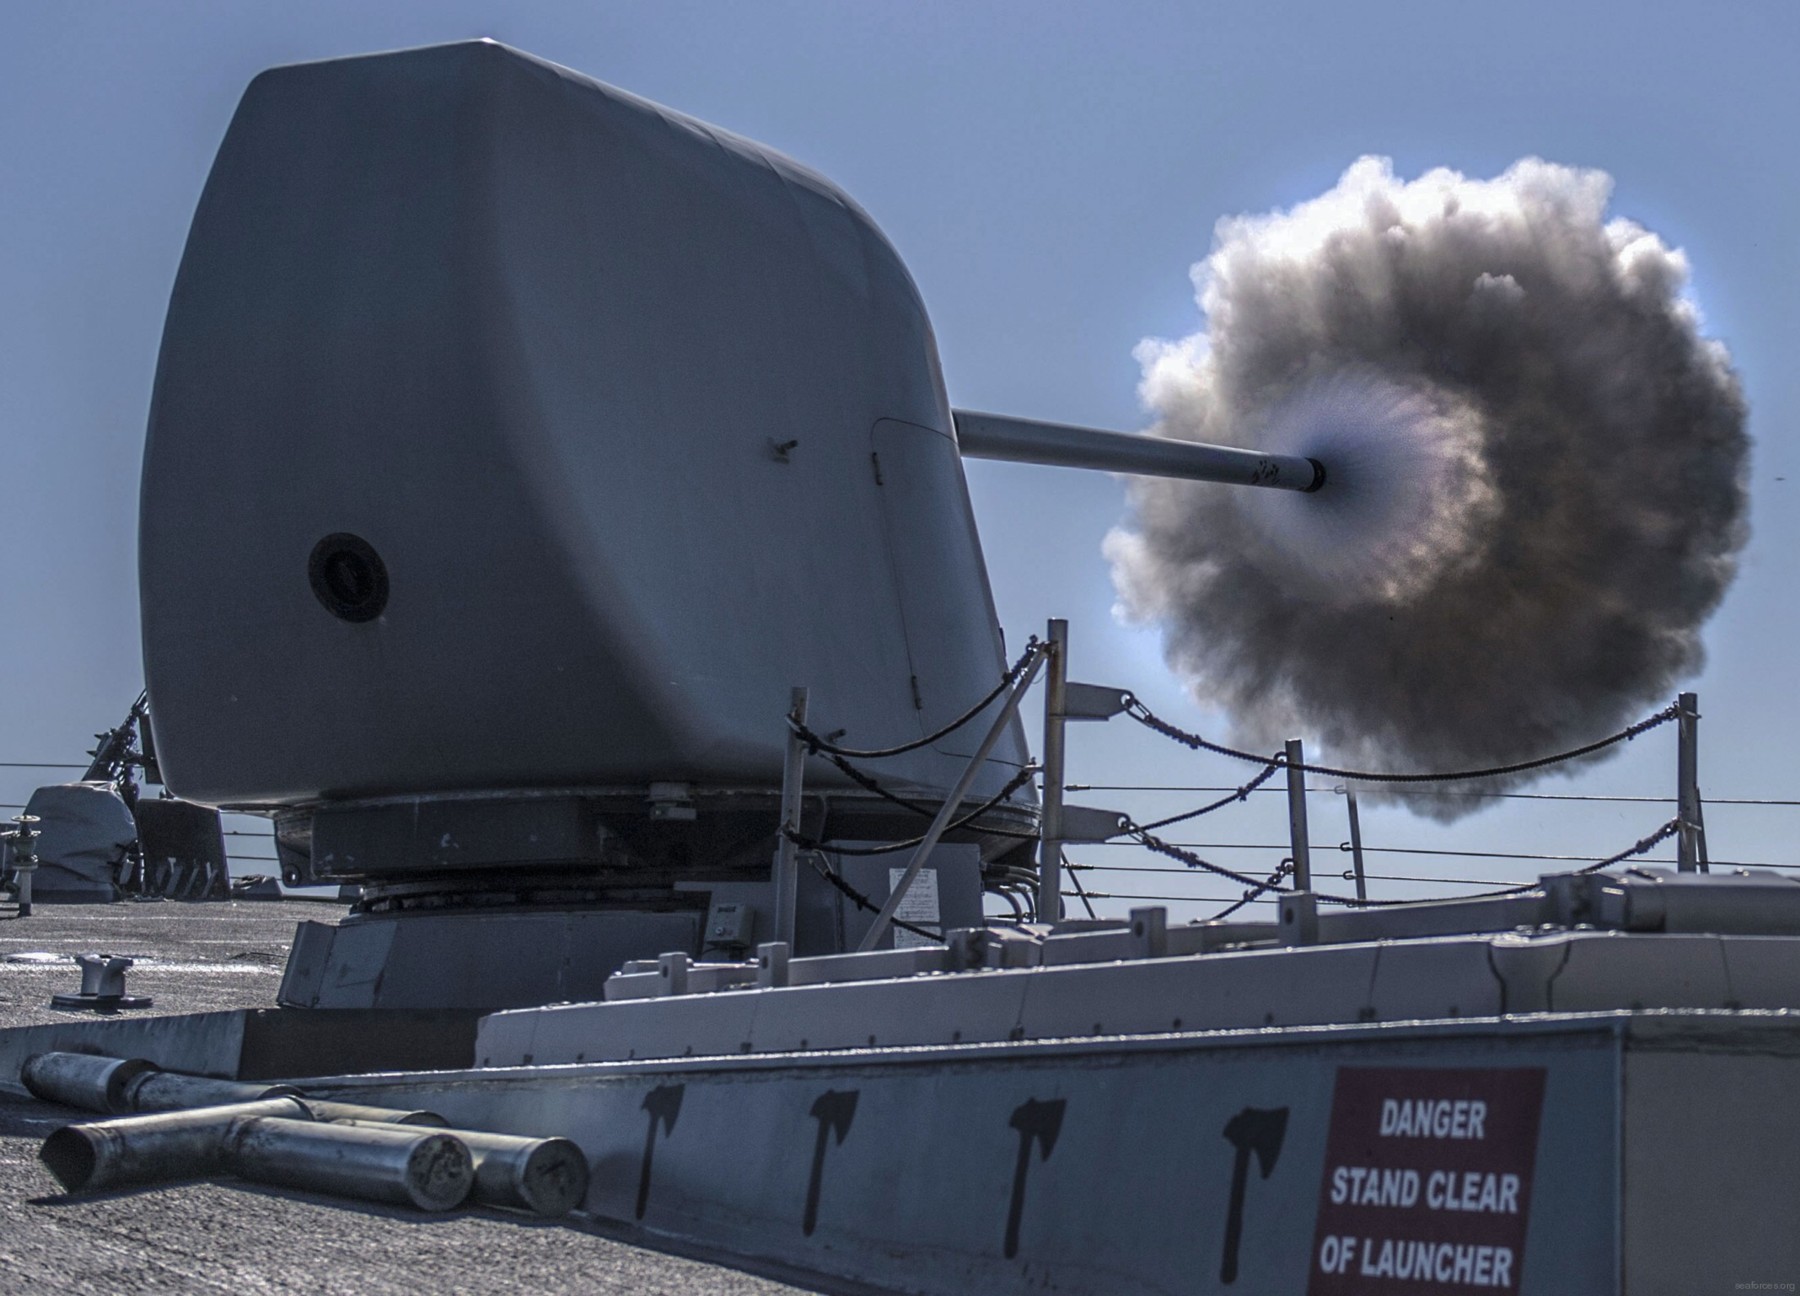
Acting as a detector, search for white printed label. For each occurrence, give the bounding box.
[887,868,940,948]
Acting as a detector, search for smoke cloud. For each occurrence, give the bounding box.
[1105,157,1748,818]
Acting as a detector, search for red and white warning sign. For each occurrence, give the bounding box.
[1307,1067,1546,1293]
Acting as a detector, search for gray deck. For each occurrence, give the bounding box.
[0,901,828,1294]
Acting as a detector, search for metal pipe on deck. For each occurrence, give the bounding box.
[29,1055,578,1216]
[25,1051,298,1116]
[340,1122,589,1216]
[952,411,1326,493]
[40,1098,313,1192]
[36,1092,453,1198]
[24,1053,444,1124]
[122,1069,299,1113]
[21,1052,159,1114]
[459,1130,588,1216]
[227,1116,473,1211]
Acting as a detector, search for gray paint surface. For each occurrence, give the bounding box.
[1621,1045,1800,1291]
[17,782,135,900]
[4,909,1798,1293]
[0,1090,825,1296]
[140,40,1025,808]
[315,1018,1653,1294]
[279,909,701,1011]
[473,927,1800,1065]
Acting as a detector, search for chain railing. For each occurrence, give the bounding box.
[776,615,1725,935]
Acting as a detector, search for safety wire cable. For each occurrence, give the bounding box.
[1205,858,1294,922]
[790,638,1043,760]
[1064,851,1098,919]
[1124,817,1681,909]
[782,762,1040,857]
[1065,786,1800,806]
[791,681,1683,908]
[803,697,1268,856]
[1083,693,1688,908]
[800,749,1040,842]
[1129,760,1284,834]
[771,642,1051,938]
[1120,695,1680,784]
[804,852,941,943]
[782,639,1045,849]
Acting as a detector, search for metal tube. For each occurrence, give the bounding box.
[39,1098,311,1193]
[123,1069,299,1113]
[463,1131,588,1216]
[1344,788,1367,902]
[34,1056,474,1213]
[1694,796,1710,872]
[1677,691,1703,873]
[300,1099,445,1126]
[22,1052,159,1114]
[1036,620,1069,924]
[28,1053,443,1124]
[953,410,1326,493]
[857,647,1045,951]
[337,1124,587,1216]
[1285,739,1312,892]
[226,1115,473,1211]
[773,686,809,948]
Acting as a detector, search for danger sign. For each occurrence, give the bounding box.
[1307,1067,1546,1293]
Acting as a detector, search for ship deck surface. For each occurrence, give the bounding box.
[0,901,827,1294]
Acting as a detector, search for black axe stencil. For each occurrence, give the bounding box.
[1219,1105,1288,1284]
[1003,1097,1067,1259]
[802,1089,860,1236]
[635,1083,686,1220]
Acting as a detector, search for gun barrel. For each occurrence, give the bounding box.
[952,410,1325,493]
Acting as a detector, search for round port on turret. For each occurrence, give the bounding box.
[308,533,389,623]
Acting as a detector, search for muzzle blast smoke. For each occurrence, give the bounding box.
[1106,157,1748,818]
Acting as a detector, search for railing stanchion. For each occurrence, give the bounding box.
[1036,619,1069,924]
[858,648,1045,951]
[1285,738,1312,892]
[1342,786,1367,901]
[1677,691,1706,873]
[773,686,809,945]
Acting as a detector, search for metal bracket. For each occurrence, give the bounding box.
[1062,683,1130,722]
[648,781,697,822]
[1128,907,1168,959]
[1277,892,1319,947]
[1058,804,1130,844]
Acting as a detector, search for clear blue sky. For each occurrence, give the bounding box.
[3,1,1796,913]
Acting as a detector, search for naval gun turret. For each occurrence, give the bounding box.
[138,41,1324,1010]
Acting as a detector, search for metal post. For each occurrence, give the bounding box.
[1285,739,1311,892]
[1343,787,1367,901]
[6,815,40,918]
[1036,619,1069,924]
[858,647,1045,952]
[772,687,809,946]
[1677,691,1704,873]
